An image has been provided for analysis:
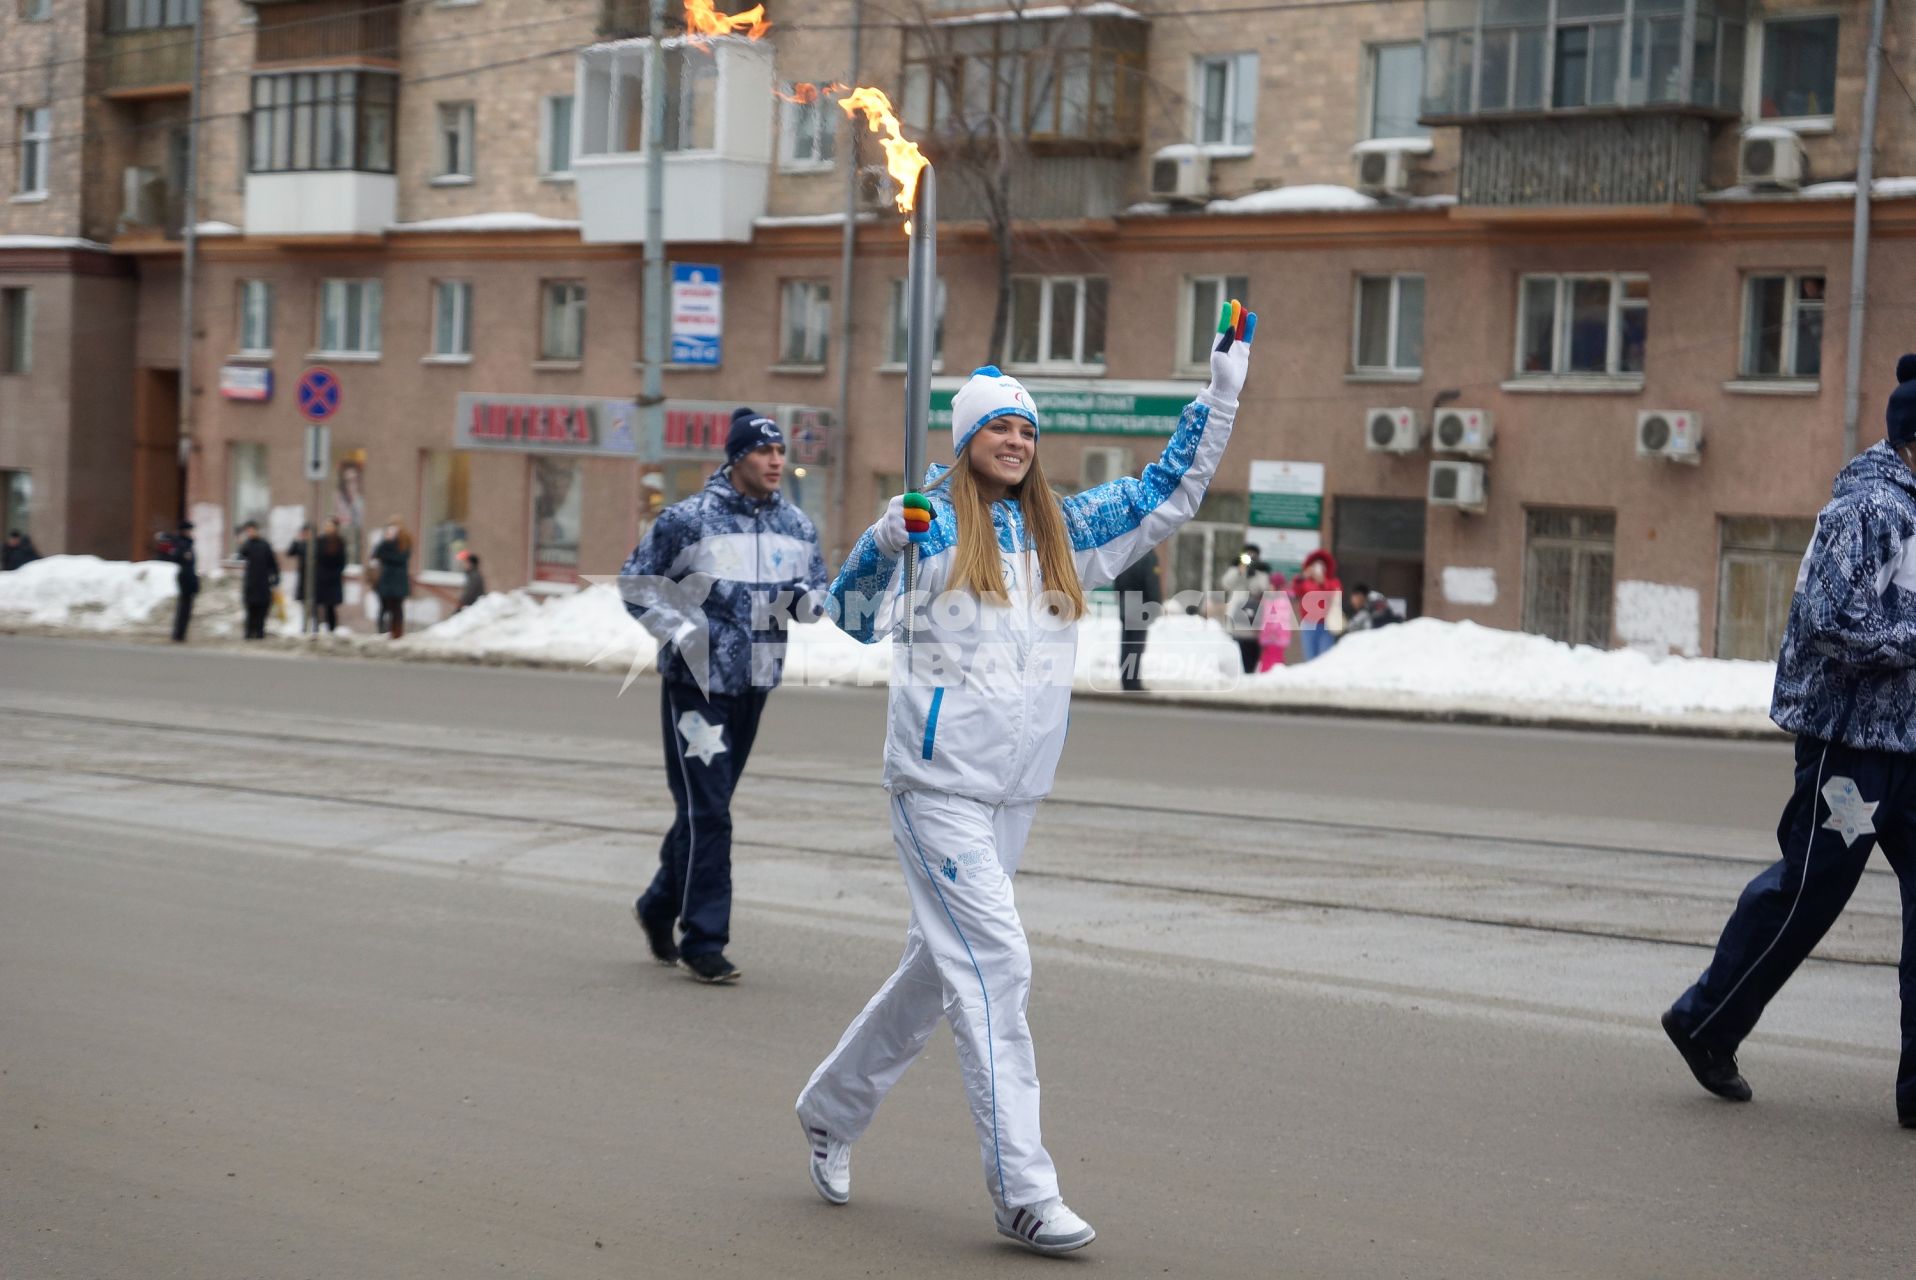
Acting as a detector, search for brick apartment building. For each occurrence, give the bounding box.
[1,0,1913,654]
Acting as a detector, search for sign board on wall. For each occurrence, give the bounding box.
[1247,459,1325,531]
[219,365,273,402]
[454,393,644,456]
[929,378,1201,437]
[670,264,722,366]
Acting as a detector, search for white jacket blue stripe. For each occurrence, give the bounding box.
[829,392,1235,802]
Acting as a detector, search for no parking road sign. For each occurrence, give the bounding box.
[296,366,342,422]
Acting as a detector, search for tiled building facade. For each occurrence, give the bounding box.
[1,0,1913,653]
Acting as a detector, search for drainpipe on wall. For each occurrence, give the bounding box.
[1840,0,1887,460]
[174,5,206,489]
[829,0,863,562]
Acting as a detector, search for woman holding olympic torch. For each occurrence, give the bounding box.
[795,301,1258,1254]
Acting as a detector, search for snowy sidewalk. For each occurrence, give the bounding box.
[0,556,1781,736]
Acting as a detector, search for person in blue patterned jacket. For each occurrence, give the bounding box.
[619,408,830,985]
[1664,354,1916,1125]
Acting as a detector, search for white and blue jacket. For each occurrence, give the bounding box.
[829,392,1236,803]
[622,469,831,695]
[1773,441,1916,753]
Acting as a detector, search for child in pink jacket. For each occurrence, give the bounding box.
[1256,576,1294,672]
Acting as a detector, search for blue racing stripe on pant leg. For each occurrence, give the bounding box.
[894,793,1006,1206]
[921,687,944,761]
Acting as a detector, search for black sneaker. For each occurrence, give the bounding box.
[1662,1010,1753,1102]
[680,952,741,984]
[632,902,678,967]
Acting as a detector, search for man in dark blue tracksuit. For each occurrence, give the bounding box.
[619,408,831,984]
[1664,354,1916,1124]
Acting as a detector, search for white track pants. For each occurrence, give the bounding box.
[797,789,1058,1210]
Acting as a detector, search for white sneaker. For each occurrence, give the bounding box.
[996,1197,1096,1255]
[799,1116,850,1206]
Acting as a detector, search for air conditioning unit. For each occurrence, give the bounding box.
[1353,148,1409,196]
[1149,149,1211,203]
[1432,407,1494,458]
[1739,126,1805,191]
[1637,410,1703,463]
[1428,460,1487,513]
[1079,446,1133,489]
[1364,407,1422,454]
[856,164,897,213]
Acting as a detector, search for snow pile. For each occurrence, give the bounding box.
[1207,185,1378,215]
[0,555,182,631]
[388,212,581,234]
[1246,618,1774,720]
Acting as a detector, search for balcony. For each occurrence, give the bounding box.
[1421,0,1743,206]
[936,154,1130,221]
[242,69,398,237]
[252,1,401,66]
[119,165,185,238]
[903,9,1149,157]
[99,28,196,98]
[570,37,774,244]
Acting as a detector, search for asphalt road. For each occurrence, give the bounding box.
[2,635,1910,1279]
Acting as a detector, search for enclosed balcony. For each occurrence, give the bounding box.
[570,37,775,244]
[242,69,397,237]
[100,1,198,98]
[251,0,402,67]
[1421,0,1745,205]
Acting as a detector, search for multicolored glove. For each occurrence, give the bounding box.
[1201,298,1257,413]
[902,492,933,545]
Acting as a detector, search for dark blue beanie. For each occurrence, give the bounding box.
[726,406,783,466]
[1889,355,1916,449]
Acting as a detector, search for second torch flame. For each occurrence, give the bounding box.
[839,87,929,225]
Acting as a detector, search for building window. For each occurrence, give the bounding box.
[436,101,474,180]
[17,106,49,196]
[1741,273,1823,379]
[540,94,573,177]
[779,83,838,170]
[1424,0,1744,116]
[886,277,946,367]
[1,288,32,373]
[1516,273,1648,378]
[238,280,274,355]
[318,279,382,355]
[531,456,582,583]
[1523,508,1615,648]
[431,281,473,358]
[1007,275,1108,372]
[249,71,395,174]
[229,442,272,535]
[899,17,1147,146]
[1758,15,1838,120]
[779,280,831,367]
[1718,516,1815,660]
[107,0,198,30]
[1183,274,1247,372]
[1368,43,1428,138]
[1354,274,1425,374]
[540,280,586,361]
[1,470,31,539]
[421,450,471,574]
[22,0,52,23]
[1193,53,1257,147]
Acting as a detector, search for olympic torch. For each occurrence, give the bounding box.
[899,166,937,634]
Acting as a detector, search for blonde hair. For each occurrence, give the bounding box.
[931,449,1085,622]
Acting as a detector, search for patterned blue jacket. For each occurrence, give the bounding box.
[621,469,831,696]
[1772,442,1916,752]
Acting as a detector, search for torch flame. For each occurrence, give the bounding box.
[683,0,769,40]
[839,87,929,221]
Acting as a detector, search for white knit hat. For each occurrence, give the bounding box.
[949,365,1039,457]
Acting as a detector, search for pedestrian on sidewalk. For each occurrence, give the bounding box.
[1341,582,1400,635]
[370,518,412,639]
[1256,573,1295,672]
[456,549,486,613]
[3,529,39,570]
[619,408,830,985]
[1662,354,1916,1126]
[1112,544,1161,692]
[235,521,279,641]
[1290,549,1341,661]
[156,520,198,642]
[1218,544,1272,674]
[795,302,1256,1256]
[311,518,347,633]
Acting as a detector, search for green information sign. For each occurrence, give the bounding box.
[1247,459,1325,531]
[929,384,1194,437]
